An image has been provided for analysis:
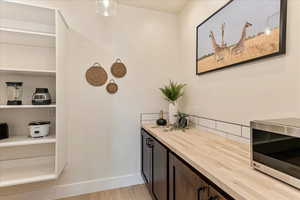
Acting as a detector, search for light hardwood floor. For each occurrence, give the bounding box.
[59,184,152,200]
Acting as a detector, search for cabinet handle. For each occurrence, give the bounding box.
[148,139,154,148]
[208,196,219,200]
[146,138,154,148]
[197,187,206,200]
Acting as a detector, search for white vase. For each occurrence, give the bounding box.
[169,102,178,125]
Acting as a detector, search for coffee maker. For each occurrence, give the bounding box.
[32,88,52,105]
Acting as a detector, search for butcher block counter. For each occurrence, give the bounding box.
[142,124,300,200]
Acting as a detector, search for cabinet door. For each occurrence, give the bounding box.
[55,10,69,176]
[141,130,152,191]
[152,138,168,200]
[208,187,229,200]
[169,153,208,200]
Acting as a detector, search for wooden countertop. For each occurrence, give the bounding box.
[142,124,300,200]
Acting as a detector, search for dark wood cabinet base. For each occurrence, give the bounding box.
[141,129,168,200]
[169,152,209,200]
[141,128,234,200]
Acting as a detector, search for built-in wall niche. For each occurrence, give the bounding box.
[0,109,56,137]
[0,74,56,105]
[0,156,56,188]
[0,1,68,188]
[0,1,55,34]
[0,144,55,161]
[0,0,56,72]
[0,30,56,70]
[0,144,55,187]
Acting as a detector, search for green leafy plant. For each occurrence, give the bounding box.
[159,81,186,104]
[170,112,190,132]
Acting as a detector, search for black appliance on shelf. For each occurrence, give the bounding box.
[32,88,52,105]
[0,123,9,140]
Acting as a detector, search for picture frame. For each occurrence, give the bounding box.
[196,0,287,75]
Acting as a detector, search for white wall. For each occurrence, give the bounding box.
[179,0,300,125]
[61,2,180,185]
[3,0,300,199]
[1,1,181,199]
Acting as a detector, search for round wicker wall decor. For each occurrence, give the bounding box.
[111,58,127,78]
[86,63,108,87]
[106,79,118,94]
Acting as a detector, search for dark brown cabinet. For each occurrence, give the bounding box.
[152,138,168,200]
[141,129,232,200]
[169,153,209,200]
[141,129,152,191]
[169,152,230,200]
[141,129,168,200]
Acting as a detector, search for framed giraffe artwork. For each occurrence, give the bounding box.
[196,0,287,75]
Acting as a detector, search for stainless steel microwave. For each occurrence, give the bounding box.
[251,118,300,189]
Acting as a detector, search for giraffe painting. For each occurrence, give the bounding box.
[196,0,287,74]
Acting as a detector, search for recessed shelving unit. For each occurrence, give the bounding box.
[0,135,56,148]
[0,1,68,188]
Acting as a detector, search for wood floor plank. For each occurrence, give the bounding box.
[58,184,152,200]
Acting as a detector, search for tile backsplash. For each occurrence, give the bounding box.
[141,113,250,144]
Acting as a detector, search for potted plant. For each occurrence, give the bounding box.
[159,81,186,125]
[169,112,190,132]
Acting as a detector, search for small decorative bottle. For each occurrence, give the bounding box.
[156,110,167,126]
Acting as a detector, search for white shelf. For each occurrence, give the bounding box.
[0,27,55,38]
[0,174,57,188]
[0,135,56,148]
[0,67,56,76]
[0,104,56,109]
[0,156,57,187]
[0,27,56,48]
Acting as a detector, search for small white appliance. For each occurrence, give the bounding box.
[29,121,50,138]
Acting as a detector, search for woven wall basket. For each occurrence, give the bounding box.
[106,79,118,94]
[111,58,127,78]
[86,63,108,87]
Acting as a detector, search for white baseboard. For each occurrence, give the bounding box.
[3,173,144,200]
[55,173,144,199]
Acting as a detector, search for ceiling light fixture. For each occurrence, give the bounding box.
[96,0,118,17]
